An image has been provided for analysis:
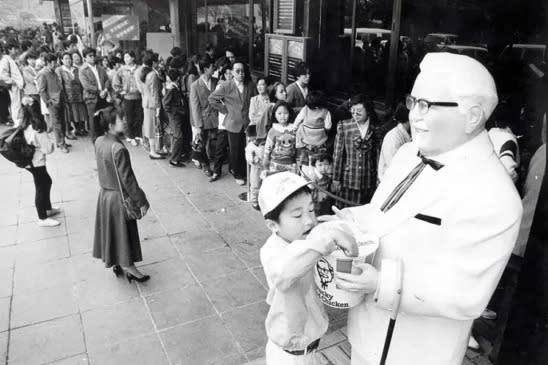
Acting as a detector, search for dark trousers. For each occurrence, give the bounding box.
[198,128,218,166]
[123,99,143,139]
[86,101,98,143]
[48,103,65,146]
[26,166,53,220]
[227,130,246,180]
[181,111,192,156]
[167,111,186,162]
[212,129,229,175]
[0,86,10,123]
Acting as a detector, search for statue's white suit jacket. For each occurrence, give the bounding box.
[346,130,522,365]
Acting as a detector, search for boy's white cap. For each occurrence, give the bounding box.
[258,172,311,217]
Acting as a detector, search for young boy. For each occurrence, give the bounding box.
[258,172,358,364]
[300,153,333,216]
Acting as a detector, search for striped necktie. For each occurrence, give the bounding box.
[380,153,444,213]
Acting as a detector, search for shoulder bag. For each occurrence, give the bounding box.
[111,144,142,220]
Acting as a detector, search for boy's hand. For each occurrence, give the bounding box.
[307,221,359,257]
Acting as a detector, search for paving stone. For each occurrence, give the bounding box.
[0,212,17,228]
[230,241,263,268]
[9,315,85,365]
[202,270,266,313]
[187,192,238,213]
[146,285,215,330]
[0,246,16,269]
[160,316,240,365]
[135,256,195,293]
[138,213,167,240]
[0,267,13,298]
[15,236,70,265]
[184,246,247,282]
[0,296,9,333]
[88,334,168,365]
[0,225,17,247]
[0,331,8,364]
[15,221,67,244]
[64,216,95,235]
[138,236,178,266]
[11,284,78,329]
[47,353,89,365]
[73,273,140,312]
[156,211,210,235]
[62,200,97,220]
[13,258,74,295]
[209,353,249,365]
[67,231,93,255]
[250,267,268,290]
[170,230,228,255]
[221,301,269,352]
[81,298,155,352]
[245,346,266,363]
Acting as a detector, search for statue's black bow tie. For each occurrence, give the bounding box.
[418,152,445,171]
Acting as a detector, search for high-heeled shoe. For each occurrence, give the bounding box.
[126,272,151,283]
[112,265,123,277]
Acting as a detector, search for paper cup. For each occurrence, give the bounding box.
[314,233,379,309]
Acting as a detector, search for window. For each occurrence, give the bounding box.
[195,0,270,71]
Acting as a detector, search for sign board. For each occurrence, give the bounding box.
[103,15,139,41]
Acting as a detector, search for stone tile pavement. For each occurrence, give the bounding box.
[0,130,492,365]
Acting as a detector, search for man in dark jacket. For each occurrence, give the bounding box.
[80,48,110,143]
[163,68,187,167]
[37,53,69,153]
[190,56,218,176]
[208,60,255,185]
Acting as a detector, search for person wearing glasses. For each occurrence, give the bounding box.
[208,60,256,186]
[325,53,522,365]
[332,94,381,208]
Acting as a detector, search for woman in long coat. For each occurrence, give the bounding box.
[332,94,380,208]
[93,107,151,283]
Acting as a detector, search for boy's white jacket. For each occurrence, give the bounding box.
[345,130,522,365]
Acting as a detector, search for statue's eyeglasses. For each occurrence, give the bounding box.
[406,95,459,115]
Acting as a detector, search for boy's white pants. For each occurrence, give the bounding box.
[266,340,326,365]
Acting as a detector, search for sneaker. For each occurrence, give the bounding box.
[192,159,202,169]
[203,167,213,177]
[235,178,246,186]
[209,173,220,182]
[130,139,138,147]
[38,218,60,227]
[58,145,69,153]
[47,208,61,217]
[126,138,132,142]
[169,160,185,167]
[251,202,260,211]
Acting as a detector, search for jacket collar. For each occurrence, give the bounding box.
[369,130,495,237]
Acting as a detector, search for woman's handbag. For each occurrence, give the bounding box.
[111,144,143,220]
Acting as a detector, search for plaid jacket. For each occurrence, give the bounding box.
[332,118,380,191]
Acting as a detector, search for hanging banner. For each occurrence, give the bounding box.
[102,15,140,41]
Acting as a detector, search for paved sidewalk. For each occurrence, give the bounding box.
[0,130,350,365]
[0,129,492,365]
